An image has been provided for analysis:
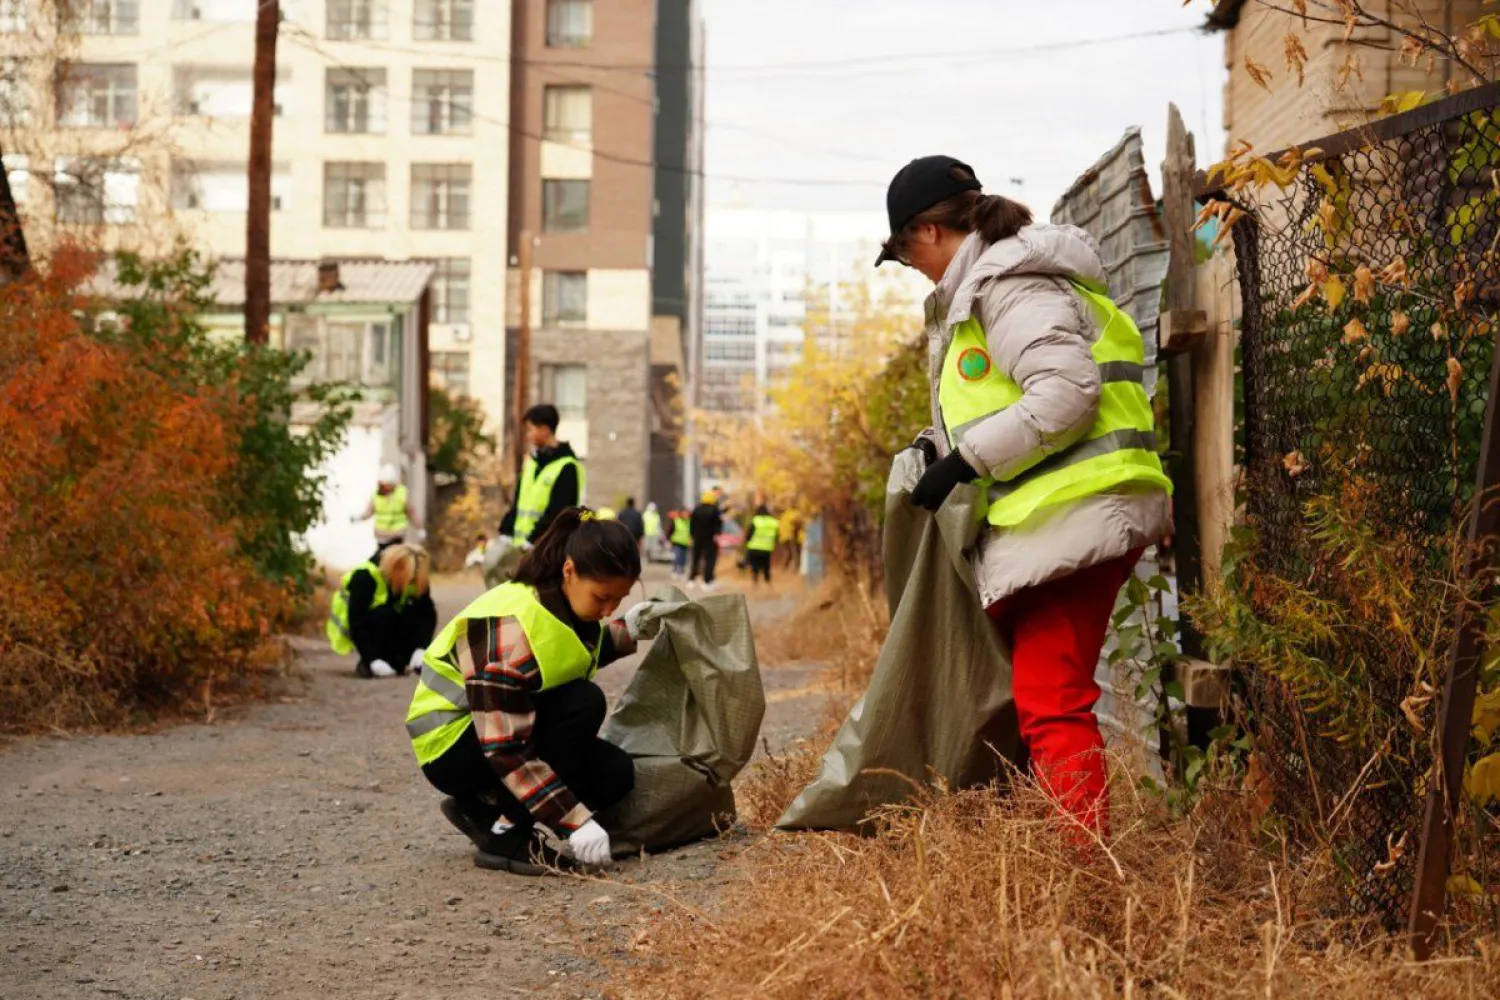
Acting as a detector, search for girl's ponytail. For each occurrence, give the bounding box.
[514,507,640,587]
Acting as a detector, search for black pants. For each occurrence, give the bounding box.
[746,549,773,583]
[689,541,718,584]
[352,596,437,676]
[420,680,634,833]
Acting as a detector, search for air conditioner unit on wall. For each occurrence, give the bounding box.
[451,324,471,343]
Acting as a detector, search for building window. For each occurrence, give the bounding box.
[414,0,472,41]
[56,63,138,129]
[325,68,385,133]
[291,320,396,387]
[542,179,588,233]
[68,0,140,35]
[0,0,25,32]
[410,164,471,230]
[411,69,472,135]
[540,363,587,421]
[172,0,258,19]
[174,66,286,119]
[172,159,291,212]
[545,0,591,48]
[542,85,591,144]
[327,0,388,41]
[0,58,28,128]
[430,351,471,395]
[429,257,470,323]
[54,156,140,225]
[542,271,587,325]
[323,161,386,229]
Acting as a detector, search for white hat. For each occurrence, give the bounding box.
[378,463,400,485]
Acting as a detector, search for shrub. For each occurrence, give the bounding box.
[0,246,342,731]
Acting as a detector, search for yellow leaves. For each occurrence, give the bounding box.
[1372,830,1408,875]
[1245,55,1274,93]
[1284,33,1309,87]
[1448,356,1465,402]
[1379,91,1428,116]
[1283,450,1309,477]
[1473,685,1500,745]
[1455,279,1475,310]
[1391,310,1411,336]
[1399,687,1432,730]
[1357,361,1404,397]
[1432,320,1449,341]
[1338,0,1358,41]
[1336,50,1364,90]
[1310,163,1339,196]
[1465,751,1500,805]
[1305,256,1330,284]
[1322,275,1346,311]
[1448,874,1487,898]
[1399,32,1427,68]
[1378,258,1409,287]
[1352,264,1375,304]
[1291,283,1319,311]
[1342,317,1369,344]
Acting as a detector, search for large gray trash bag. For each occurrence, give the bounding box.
[596,586,766,855]
[777,448,1023,831]
[481,537,523,589]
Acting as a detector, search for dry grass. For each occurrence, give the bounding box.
[754,576,886,693]
[609,577,1500,999]
[617,765,1500,999]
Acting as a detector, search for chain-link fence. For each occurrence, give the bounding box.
[1228,90,1500,926]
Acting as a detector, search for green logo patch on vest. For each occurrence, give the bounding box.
[957,347,992,381]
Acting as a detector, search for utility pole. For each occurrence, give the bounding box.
[513,232,535,483]
[244,0,280,345]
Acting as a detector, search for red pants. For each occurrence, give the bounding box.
[986,548,1144,837]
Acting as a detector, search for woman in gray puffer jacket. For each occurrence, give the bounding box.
[876,155,1173,837]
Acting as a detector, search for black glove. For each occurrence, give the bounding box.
[907,435,939,469]
[910,450,980,511]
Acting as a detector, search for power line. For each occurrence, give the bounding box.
[282,26,887,189]
[294,25,1197,77]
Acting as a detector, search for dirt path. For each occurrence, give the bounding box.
[0,570,828,1000]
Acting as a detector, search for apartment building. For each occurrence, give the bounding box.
[506,0,703,511]
[0,0,513,434]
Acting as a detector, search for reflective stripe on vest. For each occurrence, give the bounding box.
[670,517,691,546]
[372,485,409,534]
[325,563,388,655]
[746,515,780,552]
[937,280,1172,529]
[404,582,603,765]
[512,455,585,543]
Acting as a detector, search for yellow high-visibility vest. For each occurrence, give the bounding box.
[513,455,584,543]
[937,280,1171,528]
[372,485,409,534]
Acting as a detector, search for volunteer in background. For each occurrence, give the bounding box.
[617,497,644,545]
[669,508,692,580]
[687,491,723,590]
[407,508,659,874]
[641,502,663,560]
[353,463,422,554]
[326,544,437,678]
[744,505,780,585]
[500,404,583,546]
[877,155,1172,836]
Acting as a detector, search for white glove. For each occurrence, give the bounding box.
[568,819,612,866]
[408,648,426,670]
[369,659,397,678]
[622,602,660,641]
[415,528,427,542]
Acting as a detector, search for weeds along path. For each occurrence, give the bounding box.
[0,568,832,1000]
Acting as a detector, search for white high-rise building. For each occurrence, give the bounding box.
[1,0,512,430]
[701,207,925,415]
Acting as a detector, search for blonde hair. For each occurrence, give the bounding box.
[379,544,430,597]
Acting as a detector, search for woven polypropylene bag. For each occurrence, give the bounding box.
[597,587,765,854]
[777,448,1022,831]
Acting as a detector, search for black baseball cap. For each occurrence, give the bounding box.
[874,155,983,266]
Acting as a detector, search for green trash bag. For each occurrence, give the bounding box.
[597,587,766,855]
[777,447,1023,832]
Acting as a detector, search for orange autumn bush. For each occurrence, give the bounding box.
[0,247,292,732]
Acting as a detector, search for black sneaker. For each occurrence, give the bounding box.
[355,659,373,679]
[439,797,494,850]
[472,828,573,877]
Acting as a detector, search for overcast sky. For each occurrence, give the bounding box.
[699,0,1227,225]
